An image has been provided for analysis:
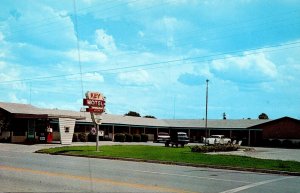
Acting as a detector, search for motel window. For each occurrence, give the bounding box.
[65,127,70,133]
[13,130,26,136]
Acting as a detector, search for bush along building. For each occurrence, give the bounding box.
[0,102,300,147]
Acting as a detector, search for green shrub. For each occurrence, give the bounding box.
[78,133,87,142]
[270,139,281,147]
[88,133,96,142]
[260,138,270,147]
[141,134,148,142]
[125,133,133,142]
[0,136,11,143]
[191,144,239,153]
[114,133,125,142]
[72,133,78,142]
[133,134,141,142]
[282,140,294,148]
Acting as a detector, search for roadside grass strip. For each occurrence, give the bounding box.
[36,145,300,173]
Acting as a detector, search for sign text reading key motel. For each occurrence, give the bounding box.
[83,91,106,151]
[83,91,106,114]
[83,99,105,108]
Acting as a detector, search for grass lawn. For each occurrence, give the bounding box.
[36,145,300,173]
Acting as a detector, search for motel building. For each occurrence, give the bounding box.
[1,102,300,146]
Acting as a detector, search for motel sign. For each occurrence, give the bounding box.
[83,91,106,114]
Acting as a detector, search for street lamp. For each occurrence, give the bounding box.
[205,79,209,141]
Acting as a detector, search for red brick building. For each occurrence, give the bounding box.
[250,117,300,141]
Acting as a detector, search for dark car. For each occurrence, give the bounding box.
[165,132,189,147]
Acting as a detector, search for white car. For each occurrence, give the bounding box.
[155,132,170,143]
[204,135,231,145]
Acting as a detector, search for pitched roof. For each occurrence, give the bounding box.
[79,113,168,127]
[0,101,277,129]
[248,116,300,128]
[0,102,85,119]
[163,119,271,129]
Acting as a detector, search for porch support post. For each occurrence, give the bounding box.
[112,124,115,141]
[248,129,251,146]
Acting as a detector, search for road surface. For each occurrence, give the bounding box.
[0,144,299,193]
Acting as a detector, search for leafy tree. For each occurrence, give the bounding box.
[144,115,156,119]
[0,115,11,132]
[258,113,269,119]
[223,112,226,120]
[124,111,141,117]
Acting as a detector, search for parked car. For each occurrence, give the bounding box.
[155,132,170,143]
[165,132,189,147]
[203,135,231,145]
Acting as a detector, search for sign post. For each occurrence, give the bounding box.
[83,91,106,151]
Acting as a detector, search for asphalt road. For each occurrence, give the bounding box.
[0,144,299,193]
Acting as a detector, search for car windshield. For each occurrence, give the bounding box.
[158,133,169,136]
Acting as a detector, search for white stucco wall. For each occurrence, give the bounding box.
[58,118,75,145]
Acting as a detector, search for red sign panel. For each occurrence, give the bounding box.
[83,99,105,107]
[84,91,106,114]
[85,108,104,113]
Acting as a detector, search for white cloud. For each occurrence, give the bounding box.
[117,69,150,85]
[82,72,104,82]
[154,17,180,32]
[211,52,278,83]
[95,29,117,52]
[0,62,26,90]
[66,49,107,62]
[138,31,145,38]
[0,61,5,69]
[3,3,77,50]
[8,93,27,104]
[0,32,4,42]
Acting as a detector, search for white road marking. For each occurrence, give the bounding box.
[219,176,295,193]
[131,169,251,184]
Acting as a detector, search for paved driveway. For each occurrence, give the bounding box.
[208,146,300,162]
[1,144,299,193]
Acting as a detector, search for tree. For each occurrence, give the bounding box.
[124,111,141,117]
[223,112,226,120]
[144,115,156,119]
[258,113,269,119]
[0,115,11,132]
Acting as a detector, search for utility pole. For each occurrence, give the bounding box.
[205,79,209,140]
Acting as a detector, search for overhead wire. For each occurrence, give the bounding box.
[2,1,298,89]
[0,40,299,85]
[73,0,84,98]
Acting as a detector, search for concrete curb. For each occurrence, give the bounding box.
[36,151,300,176]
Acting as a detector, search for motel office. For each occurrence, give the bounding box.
[1,102,300,146]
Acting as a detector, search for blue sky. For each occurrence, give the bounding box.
[0,0,299,119]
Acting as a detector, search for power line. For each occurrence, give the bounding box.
[0,41,299,84]
[73,0,84,98]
